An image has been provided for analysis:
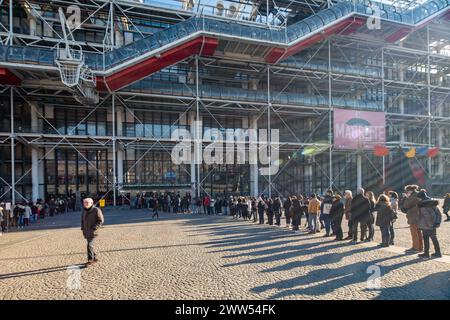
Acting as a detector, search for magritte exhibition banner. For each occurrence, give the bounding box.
[334,108,386,150]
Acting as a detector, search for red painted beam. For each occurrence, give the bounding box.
[385,27,412,43]
[97,36,218,92]
[0,68,22,86]
[265,18,364,64]
[340,17,365,35]
[441,10,450,20]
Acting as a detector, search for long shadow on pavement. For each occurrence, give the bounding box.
[181,215,450,299]
[0,264,87,280]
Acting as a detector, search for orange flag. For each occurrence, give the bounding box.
[405,147,416,158]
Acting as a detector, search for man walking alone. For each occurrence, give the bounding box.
[81,198,104,266]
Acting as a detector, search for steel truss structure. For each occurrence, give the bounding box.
[0,0,449,205]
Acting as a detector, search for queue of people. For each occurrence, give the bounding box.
[206,186,446,259]
[0,195,77,235]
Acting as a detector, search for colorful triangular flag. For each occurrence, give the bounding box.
[405,147,416,158]
[374,145,389,157]
[427,147,440,158]
[416,147,428,156]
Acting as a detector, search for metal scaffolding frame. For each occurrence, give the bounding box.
[0,0,449,203]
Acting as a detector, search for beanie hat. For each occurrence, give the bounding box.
[417,190,430,200]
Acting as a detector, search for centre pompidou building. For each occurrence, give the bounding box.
[0,0,449,204]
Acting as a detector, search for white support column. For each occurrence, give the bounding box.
[426,25,432,177]
[31,148,39,203]
[31,100,41,202]
[9,0,13,45]
[249,115,259,197]
[112,94,117,206]
[399,63,405,144]
[188,111,200,197]
[188,112,196,196]
[306,164,312,194]
[267,65,272,198]
[437,129,444,177]
[28,16,37,36]
[195,56,202,198]
[357,154,362,190]
[10,87,15,205]
[328,39,333,190]
[116,106,124,191]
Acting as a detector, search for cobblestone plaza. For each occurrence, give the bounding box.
[0,208,448,300]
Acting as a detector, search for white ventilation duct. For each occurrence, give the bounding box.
[227,4,237,18]
[183,0,195,11]
[216,1,224,16]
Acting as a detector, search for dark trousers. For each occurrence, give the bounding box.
[361,214,375,240]
[322,214,331,235]
[292,214,300,230]
[331,215,343,240]
[347,219,354,237]
[285,214,291,226]
[444,210,450,220]
[258,212,264,224]
[267,213,274,225]
[252,210,257,222]
[24,218,29,226]
[380,225,391,246]
[274,211,281,225]
[87,238,96,261]
[319,215,325,229]
[351,220,362,241]
[389,223,395,245]
[152,211,159,219]
[422,229,441,255]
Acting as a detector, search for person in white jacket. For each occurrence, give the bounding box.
[24,203,32,227]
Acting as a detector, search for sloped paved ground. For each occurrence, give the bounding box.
[0,209,449,300]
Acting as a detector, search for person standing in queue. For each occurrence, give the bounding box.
[402,185,424,252]
[343,190,353,240]
[257,197,266,225]
[320,190,334,237]
[283,196,292,228]
[349,188,371,244]
[81,198,104,266]
[273,197,282,226]
[330,194,344,241]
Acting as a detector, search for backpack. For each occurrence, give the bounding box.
[433,207,442,227]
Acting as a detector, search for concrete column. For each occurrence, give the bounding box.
[31,148,39,203]
[306,164,313,194]
[437,129,444,177]
[30,101,43,202]
[43,22,53,38]
[248,116,259,197]
[30,101,40,133]
[115,28,124,48]
[116,106,124,190]
[188,112,200,195]
[29,17,37,36]
[399,65,405,144]
[357,154,362,190]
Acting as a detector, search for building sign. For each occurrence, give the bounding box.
[164,171,176,179]
[334,108,386,150]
